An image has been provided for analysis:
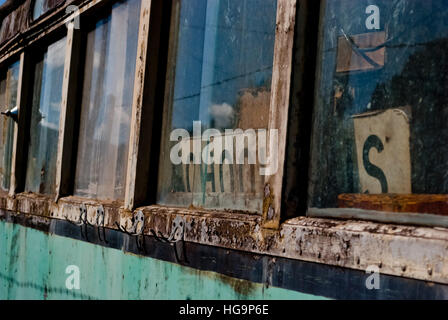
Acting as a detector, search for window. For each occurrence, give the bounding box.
[157,0,278,213]
[25,37,66,195]
[32,0,46,20]
[0,60,19,191]
[73,0,141,200]
[32,0,58,21]
[309,0,448,215]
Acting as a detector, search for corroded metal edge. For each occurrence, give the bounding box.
[2,192,448,286]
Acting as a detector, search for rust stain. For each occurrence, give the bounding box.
[214,272,256,297]
[262,184,275,222]
[185,267,256,297]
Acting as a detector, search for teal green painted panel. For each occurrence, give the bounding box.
[0,220,326,300]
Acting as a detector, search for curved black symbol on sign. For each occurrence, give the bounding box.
[363,135,388,193]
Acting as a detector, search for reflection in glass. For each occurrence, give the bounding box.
[310,0,448,210]
[25,37,66,195]
[0,60,19,191]
[157,0,278,213]
[33,0,46,20]
[74,0,141,200]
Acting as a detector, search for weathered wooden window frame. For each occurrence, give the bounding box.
[0,0,145,210]
[116,0,298,229]
[305,0,448,229]
[0,0,186,220]
[138,0,298,227]
[1,0,448,286]
[0,54,24,199]
[0,0,299,230]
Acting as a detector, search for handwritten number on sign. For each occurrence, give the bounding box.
[363,135,388,193]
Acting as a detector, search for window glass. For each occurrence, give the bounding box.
[32,0,46,20]
[74,0,141,200]
[0,60,19,191]
[310,0,448,214]
[157,0,278,213]
[25,37,66,195]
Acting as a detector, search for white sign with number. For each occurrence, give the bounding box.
[353,108,412,194]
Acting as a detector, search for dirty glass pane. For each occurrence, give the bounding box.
[74,0,140,200]
[25,37,66,195]
[0,60,19,191]
[157,0,278,213]
[310,0,448,213]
